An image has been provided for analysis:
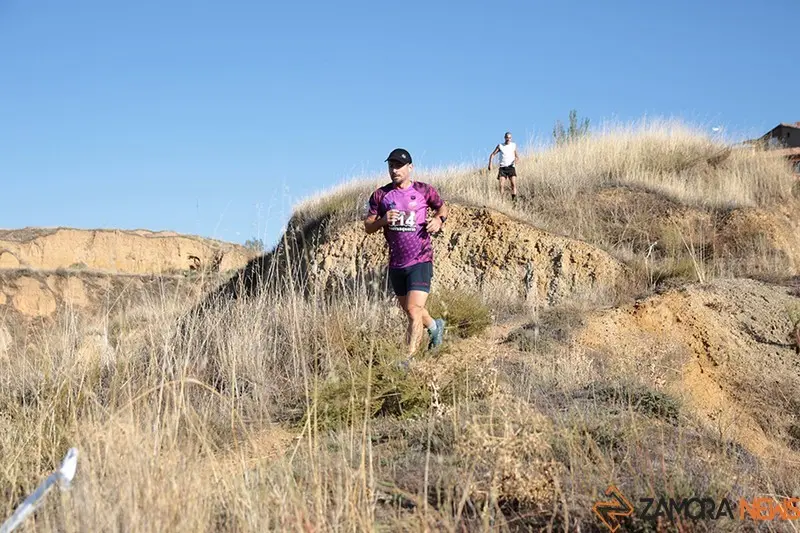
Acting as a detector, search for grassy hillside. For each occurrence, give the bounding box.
[294,119,798,284]
[1,119,799,532]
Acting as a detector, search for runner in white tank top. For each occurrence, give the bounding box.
[498,141,516,167]
[488,131,520,201]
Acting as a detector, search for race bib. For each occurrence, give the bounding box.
[389,210,417,232]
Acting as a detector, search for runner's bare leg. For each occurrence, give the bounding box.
[403,290,434,355]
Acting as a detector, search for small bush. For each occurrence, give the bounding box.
[575,382,681,423]
[310,360,431,431]
[427,288,492,339]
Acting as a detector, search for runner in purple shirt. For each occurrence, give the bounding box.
[364,148,449,366]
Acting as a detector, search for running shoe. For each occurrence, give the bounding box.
[428,318,445,349]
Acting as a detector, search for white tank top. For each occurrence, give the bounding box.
[498,142,516,166]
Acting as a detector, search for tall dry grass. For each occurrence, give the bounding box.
[0,261,519,531]
[3,264,798,531]
[2,118,799,531]
[509,119,793,207]
[294,118,795,219]
[0,271,390,531]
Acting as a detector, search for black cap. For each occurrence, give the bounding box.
[385,148,412,165]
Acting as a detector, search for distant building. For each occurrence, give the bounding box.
[744,122,800,174]
[758,122,800,149]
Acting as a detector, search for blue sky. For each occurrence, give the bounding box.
[1,0,796,249]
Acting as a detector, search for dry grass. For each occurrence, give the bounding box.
[0,268,544,532]
[2,118,800,531]
[499,301,800,531]
[4,271,798,531]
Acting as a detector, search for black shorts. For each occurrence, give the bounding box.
[498,165,517,178]
[388,261,433,296]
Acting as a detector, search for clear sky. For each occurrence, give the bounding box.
[1,0,796,249]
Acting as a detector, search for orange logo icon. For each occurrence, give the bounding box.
[593,485,635,532]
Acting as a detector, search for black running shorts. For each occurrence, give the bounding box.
[498,165,517,178]
[388,261,433,296]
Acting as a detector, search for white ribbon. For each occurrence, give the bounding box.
[0,448,79,533]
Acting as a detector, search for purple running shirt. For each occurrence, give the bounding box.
[367,181,444,269]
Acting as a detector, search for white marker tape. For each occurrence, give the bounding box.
[0,448,79,533]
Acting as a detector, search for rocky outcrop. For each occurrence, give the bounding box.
[0,228,255,275]
[210,204,630,307]
[0,269,204,320]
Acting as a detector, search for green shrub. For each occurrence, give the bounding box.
[310,360,431,431]
[427,288,492,339]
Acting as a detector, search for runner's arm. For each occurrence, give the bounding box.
[424,183,449,233]
[434,202,449,222]
[364,190,389,234]
[488,145,500,169]
[424,202,448,234]
[364,213,388,234]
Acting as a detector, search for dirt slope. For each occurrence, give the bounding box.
[0,227,254,274]
[576,277,800,462]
